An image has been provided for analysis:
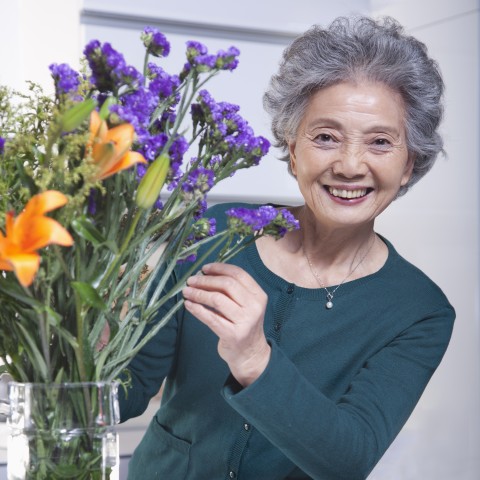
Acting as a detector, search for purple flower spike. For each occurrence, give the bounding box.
[215,46,241,71]
[227,205,299,238]
[49,63,81,95]
[226,206,278,231]
[0,137,5,155]
[142,27,171,58]
[192,217,217,239]
[182,167,215,195]
[84,40,144,92]
[186,41,208,59]
[148,63,180,99]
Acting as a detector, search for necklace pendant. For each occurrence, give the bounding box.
[326,300,333,309]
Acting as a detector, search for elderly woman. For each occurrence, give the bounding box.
[120,16,455,480]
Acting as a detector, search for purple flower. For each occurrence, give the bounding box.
[226,206,299,238]
[192,217,216,238]
[166,136,189,188]
[227,206,278,231]
[191,90,270,167]
[186,41,208,60]
[184,41,239,74]
[185,41,217,73]
[49,63,81,95]
[139,133,168,162]
[177,253,197,264]
[0,137,5,155]
[110,86,157,141]
[181,167,215,194]
[193,199,207,220]
[84,40,143,92]
[148,63,180,99]
[215,46,240,71]
[87,188,97,216]
[141,27,171,58]
[178,217,217,264]
[194,54,217,71]
[169,136,189,164]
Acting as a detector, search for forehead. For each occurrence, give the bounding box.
[302,80,406,133]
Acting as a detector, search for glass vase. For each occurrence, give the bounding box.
[6,381,120,480]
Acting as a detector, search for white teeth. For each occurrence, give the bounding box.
[328,187,368,199]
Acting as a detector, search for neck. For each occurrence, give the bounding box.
[297,205,376,271]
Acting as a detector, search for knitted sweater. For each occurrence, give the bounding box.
[119,203,455,480]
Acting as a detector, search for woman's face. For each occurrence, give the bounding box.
[289,80,413,229]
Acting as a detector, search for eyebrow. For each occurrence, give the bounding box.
[305,118,402,138]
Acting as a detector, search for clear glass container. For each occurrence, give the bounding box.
[6,381,120,480]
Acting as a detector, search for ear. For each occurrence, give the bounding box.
[400,153,415,187]
[288,140,297,176]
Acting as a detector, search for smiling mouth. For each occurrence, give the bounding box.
[327,187,372,199]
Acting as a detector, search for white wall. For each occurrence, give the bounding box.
[0,1,478,478]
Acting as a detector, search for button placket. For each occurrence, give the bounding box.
[268,284,295,342]
[226,420,253,479]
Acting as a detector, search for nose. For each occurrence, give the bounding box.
[331,142,368,179]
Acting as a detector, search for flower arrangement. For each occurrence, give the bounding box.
[0,27,299,387]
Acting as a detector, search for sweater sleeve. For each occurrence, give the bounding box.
[222,304,454,480]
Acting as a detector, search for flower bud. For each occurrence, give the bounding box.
[98,96,117,120]
[61,98,97,132]
[135,153,170,209]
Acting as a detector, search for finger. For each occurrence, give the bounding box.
[195,264,266,308]
[183,285,242,322]
[202,263,261,292]
[186,273,249,307]
[183,299,234,338]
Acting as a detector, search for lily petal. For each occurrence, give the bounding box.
[22,191,69,217]
[20,217,73,251]
[0,190,73,286]
[6,252,41,287]
[100,151,148,180]
[87,115,147,181]
[89,110,108,142]
[106,123,135,158]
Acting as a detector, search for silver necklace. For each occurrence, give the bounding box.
[304,233,376,310]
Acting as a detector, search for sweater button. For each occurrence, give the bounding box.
[229,471,236,478]
[287,285,294,294]
[274,322,281,332]
[244,423,251,431]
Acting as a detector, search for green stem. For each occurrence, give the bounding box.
[143,52,150,78]
[73,289,88,382]
[99,209,143,292]
[37,310,52,382]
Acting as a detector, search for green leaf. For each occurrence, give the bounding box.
[71,216,107,247]
[60,98,97,132]
[99,96,117,120]
[17,323,48,380]
[71,282,107,311]
[43,307,79,349]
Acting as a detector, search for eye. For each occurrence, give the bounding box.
[374,138,391,146]
[313,133,337,146]
[370,137,393,151]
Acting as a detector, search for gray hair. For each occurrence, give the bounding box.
[263,16,445,197]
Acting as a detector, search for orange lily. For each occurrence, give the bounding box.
[88,110,147,180]
[0,191,74,287]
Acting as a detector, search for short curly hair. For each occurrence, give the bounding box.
[263,16,445,197]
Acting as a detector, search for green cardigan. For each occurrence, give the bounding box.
[120,203,455,480]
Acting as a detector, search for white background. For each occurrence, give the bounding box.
[0,1,478,478]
